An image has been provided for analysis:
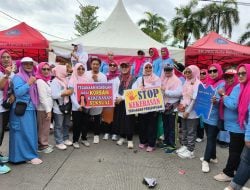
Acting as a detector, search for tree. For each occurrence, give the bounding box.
[200,0,239,38]
[74,5,101,36]
[239,23,250,46]
[138,12,169,43]
[171,0,203,49]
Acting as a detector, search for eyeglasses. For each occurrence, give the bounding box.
[42,68,50,71]
[108,54,114,56]
[200,72,206,75]
[237,72,247,77]
[77,67,85,71]
[120,65,129,68]
[208,69,218,74]
[145,66,152,69]
[109,64,117,67]
[23,62,34,66]
[184,70,192,74]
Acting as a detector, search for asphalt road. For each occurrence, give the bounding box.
[0,132,249,190]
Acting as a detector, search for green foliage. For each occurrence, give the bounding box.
[74,5,101,36]
[200,0,239,38]
[171,0,202,49]
[239,23,250,46]
[138,12,169,43]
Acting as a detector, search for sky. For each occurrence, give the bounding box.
[0,0,249,44]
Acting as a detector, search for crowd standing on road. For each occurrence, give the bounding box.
[0,46,249,190]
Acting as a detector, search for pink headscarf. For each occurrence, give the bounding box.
[106,61,120,81]
[134,54,146,77]
[17,58,39,107]
[206,63,224,88]
[0,49,12,100]
[161,47,170,60]
[181,65,201,107]
[69,63,88,92]
[200,69,208,84]
[237,64,250,129]
[219,71,238,119]
[149,48,160,61]
[52,64,68,89]
[142,62,160,87]
[35,62,51,82]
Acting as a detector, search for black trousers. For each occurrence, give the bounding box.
[223,132,245,177]
[138,112,158,147]
[197,118,204,139]
[89,114,101,135]
[0,111,9,146]
[72,111,89,142]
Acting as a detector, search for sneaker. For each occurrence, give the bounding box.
[146,146,155,152]
[196,138,203,143]
[117,138,125,146]
[103,133,109,140]
[202,161,210,173]
[81,140,90,147]
[73,142,80,149]
[178,149,195,159]
[0,164,11,174]
[56,143,67,150]
[165,146,177,154]
[159,143,169,149]
[27,158,43,165]
[127,141,134,149]
[139,144,146,149]
[64,140,73,146]
[40,146,54,154]
[176,146,187,154]
[93,135,99,144]
[214,172,232,182]
[111,134,118,141]
[242,187,250,190]
[0,154,9,163]
[200,157,218,164]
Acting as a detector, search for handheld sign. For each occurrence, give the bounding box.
[77,83,113,108]
[124,87,164,115]
[194,84,215,119]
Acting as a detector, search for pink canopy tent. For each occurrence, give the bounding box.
[0,22,49,62]
[185,32,250,69]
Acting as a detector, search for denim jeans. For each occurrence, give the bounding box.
[230,145,250,190]
[162,112,177,147]
[54,113,71,144]
[203,123,220,162]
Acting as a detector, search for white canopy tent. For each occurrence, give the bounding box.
[50,0,184,63]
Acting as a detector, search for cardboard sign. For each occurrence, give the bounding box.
[194,84,216,119]
[77,83,113,108]
[124,87,164,115]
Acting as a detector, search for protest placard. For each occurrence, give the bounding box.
[124,87,164,115]
[77,83,113,108]
[194,84,216,119]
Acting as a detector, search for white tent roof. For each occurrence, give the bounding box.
[50,0,184,63]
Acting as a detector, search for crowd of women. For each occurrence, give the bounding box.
[0,46,249,190]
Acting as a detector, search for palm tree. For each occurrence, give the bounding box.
[171,0,203,49]
[239,23,250,46]
[200,0,239,38]
[138,12,169,43]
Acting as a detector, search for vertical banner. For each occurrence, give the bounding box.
[194,84,216,119]
[77,83,113,108]
[124,87,165,115]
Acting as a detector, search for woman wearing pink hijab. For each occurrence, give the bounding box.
[176,65,201,159]
[51,65,73,150]
[36,62,54,154]
[149,48,161,77]
[201,63,225,173]
[224,64,250,190]
[132,62,161,152]
[0,49,14,173]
